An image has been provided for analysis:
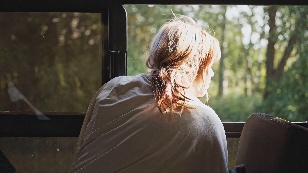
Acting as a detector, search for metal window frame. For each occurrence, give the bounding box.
[0,0,307,139]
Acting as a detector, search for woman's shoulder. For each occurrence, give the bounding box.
[184,103,225,136]
[99,73,150,92]
[97,73,152,100]
[186,97,220,122]
[106,73,151,87]
[190,104,221,123]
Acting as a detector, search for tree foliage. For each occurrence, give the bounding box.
[125,5,308,121]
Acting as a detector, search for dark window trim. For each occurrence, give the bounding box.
[0,0,305,12]
[1,112,307,138]
[0,112,243,138]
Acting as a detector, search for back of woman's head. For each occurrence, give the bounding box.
[146,16,220,114]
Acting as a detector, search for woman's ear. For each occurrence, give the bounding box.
[192,72,206,97]
[192,64,214,98]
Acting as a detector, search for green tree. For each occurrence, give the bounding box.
[264,6,306,99]
[218,5,227,97]
[124,5,307,121]
[261,6,308,121]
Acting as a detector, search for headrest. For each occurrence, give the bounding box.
[236,113,308,173]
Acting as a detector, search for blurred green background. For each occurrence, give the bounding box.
[125,5,308,122]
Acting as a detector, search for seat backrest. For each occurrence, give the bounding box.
[236,113,308,173]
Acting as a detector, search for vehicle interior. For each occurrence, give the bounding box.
[0,0,307,172]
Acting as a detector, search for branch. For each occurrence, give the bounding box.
[274,9,304,80]
[274,33,297,80]
[265,6,278,78]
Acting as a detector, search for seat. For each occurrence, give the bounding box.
[236,113,308,173]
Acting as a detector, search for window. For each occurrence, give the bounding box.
[0,7,109,173]
[124,5,307,169]
[0,12,102,114]
[125,4,308,122]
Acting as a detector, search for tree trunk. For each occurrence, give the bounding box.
[218,6,227,97]
[263,6,302,99]
[264,6,277,99]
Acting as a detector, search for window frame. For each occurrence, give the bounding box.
[0,0,307,139]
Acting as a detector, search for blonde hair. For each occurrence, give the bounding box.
[146,16,220,114]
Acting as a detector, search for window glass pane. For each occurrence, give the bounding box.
[0,12,102,113]
[125,5,308,122]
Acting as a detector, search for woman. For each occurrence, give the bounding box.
[70,16,228,173]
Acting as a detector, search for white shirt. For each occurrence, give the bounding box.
[70,73,228,173]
